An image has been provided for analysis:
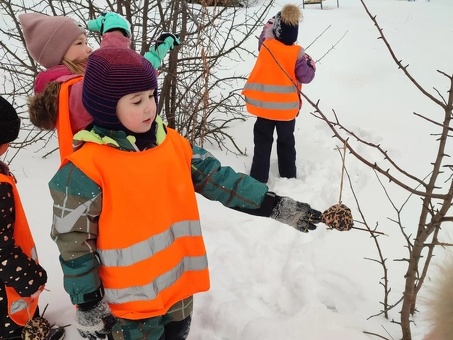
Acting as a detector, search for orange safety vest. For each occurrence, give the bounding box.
[66,128,210,320]
[56,76,83,162]
[242,39,302,121]
[0,173,40,326]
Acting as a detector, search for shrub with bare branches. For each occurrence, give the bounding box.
[0,0,274,160]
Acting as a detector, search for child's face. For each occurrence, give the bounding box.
[116,90,157,133]
[63,33,92,63]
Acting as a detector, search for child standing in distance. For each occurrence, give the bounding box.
[0,96,48,338]
[19,12,179,161]
[48,47,328,340]
[242,4,316,183]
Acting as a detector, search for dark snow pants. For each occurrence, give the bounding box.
[158,315,191,340]
[250,117,297,183]
[108,314,192,340]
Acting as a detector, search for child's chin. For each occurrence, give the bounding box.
[137,124,152,133]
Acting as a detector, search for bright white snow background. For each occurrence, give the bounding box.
[4,0,453,339]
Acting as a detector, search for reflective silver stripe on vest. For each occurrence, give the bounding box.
[244,97,299,110]
[105,255,208,304]
[243,82,295,93]
[98,220,202,267]
[31,246,38,261]
[243,82,299,110]
[10,299,28,314]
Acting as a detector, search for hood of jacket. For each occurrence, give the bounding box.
[34,65,79,93]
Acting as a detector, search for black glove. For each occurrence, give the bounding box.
[154,32,181,50]
[76,299,116,340]
[270,196,322,232]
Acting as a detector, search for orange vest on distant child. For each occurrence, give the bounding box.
[55,76,83,162]
[67,128,210,320]
[0,173,40,326]
[242,39,302,121]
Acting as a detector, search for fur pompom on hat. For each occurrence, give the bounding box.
[82,47,158,131]
[0,96,21,145]
[19,13,86,69]
[273,4,302,46]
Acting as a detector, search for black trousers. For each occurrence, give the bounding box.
[107,315,191,340]
[250,117,296,183]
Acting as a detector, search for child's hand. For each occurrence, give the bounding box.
[30,285,44,299]
[87,12,131,37]
[305,54,316,71]
[76,299,116,340]
[270,196,322,232]
[144,32,181,69]
[155,32,181,49]
[23,285,45,303]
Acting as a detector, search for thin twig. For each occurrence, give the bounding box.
[305,24,331,50]
[351,226,387,235]
[335,138,349,204]
[316,30,348,64]
[327,225,387,235]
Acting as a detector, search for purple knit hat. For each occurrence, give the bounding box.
[82,47,158,131]
[19,13,86,69]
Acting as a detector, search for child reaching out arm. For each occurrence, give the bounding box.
[19,11,180,161]
[47,47,341,340]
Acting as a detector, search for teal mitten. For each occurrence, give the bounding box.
[87,12,131,37]
[144,32,181,69]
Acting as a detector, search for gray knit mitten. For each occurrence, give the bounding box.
[270,196,322,232]
[76,299,116,340]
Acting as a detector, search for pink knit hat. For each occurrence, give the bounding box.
[19,13,86,69]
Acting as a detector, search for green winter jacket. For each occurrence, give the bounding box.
[48,117,278,321]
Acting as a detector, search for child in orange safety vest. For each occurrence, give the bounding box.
[242,4,316,183]
[0,95,65,339]
[45,47,348,340]
[19,11,179,162]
